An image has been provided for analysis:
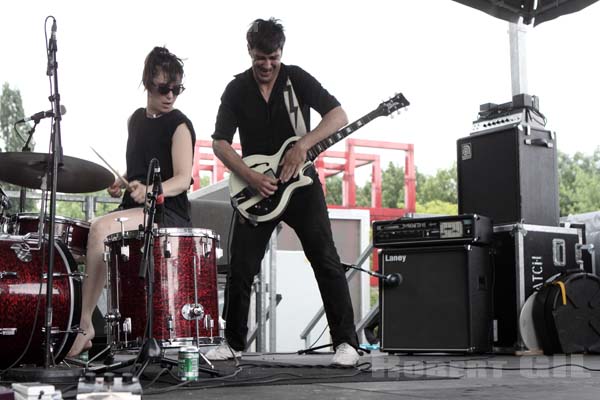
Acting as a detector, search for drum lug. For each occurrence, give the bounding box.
[163,238,171,258]
[0,271,17,279]
[69,271,86,282]
[122,317,132,344]
[167,315,174,338]
[10,242,32,263]
[42,272,80,280]
[67,326,86,335]
[120,245,130,262]
[0,328,17,336]
[182,303,205,321]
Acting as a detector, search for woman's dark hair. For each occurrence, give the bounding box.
[246,18,286,54]
[142,46,184,90]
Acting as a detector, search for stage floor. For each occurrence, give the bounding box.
[3,350,600,399]
[133,351,600,400]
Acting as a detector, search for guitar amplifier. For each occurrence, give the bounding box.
[457,125,559,226]
[380,245,493,353]
[373,214,492,248]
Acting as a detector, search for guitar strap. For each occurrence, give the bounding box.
[283,77,307,136]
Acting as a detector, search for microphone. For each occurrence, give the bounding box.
[152,160,164,207]
[17,105,66,124]
[47,19,57,76]
[383,273,403,287]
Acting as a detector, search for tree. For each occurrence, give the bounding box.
[416,163,457,205]
[356,180,371,207]
[325,175,343,205]
[558,149,600,216]
[0,82,33,153]
[0,82,37,212]
[381,162,405,208]
[416,200,458,215]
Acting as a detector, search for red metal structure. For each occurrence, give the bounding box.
[192,138,415,213]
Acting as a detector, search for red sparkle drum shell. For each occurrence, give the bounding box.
[105,228,220,346]
[9,213,90,262]
[0,236,81,368]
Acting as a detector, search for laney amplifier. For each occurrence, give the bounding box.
[380,245,493,353]
[373,214,492,248]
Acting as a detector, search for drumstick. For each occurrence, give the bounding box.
[89,146,131,189]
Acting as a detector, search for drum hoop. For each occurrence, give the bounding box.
[104,227,219,244]
[13,213,91,228]
[53,240,79,358]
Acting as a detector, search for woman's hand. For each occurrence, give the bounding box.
[107,180,123,198]
[129,180,148,204]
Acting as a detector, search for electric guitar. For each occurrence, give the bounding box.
[229,93,410,223]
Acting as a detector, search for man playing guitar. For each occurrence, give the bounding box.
[208,18,360,366]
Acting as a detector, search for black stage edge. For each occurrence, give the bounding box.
[3,365,83,384]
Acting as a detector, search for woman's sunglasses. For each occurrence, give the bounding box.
[153,83,185,96]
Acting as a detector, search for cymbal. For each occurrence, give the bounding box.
[0,152,114,193]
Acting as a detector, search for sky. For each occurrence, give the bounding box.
[1,0,599,184]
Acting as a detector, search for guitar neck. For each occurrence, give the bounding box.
[306,109,382,162]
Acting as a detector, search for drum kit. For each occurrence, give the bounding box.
[0,17,221,375]
[0,152,222,371]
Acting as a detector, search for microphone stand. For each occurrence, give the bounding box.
[136,160,162,372]
[44,16,63,370]
[6,16,82,383]
[297,263,402,356]
[342,263,403,287]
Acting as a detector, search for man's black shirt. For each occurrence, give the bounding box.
[212,64,340,157]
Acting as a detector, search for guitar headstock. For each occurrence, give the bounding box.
[376,93,410,117]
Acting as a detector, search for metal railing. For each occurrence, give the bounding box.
[4,190,121,221]
[299,243,374,348]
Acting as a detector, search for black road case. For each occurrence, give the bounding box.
[492,223,582,350]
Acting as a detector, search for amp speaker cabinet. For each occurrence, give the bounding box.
[457,126,559,226]
[380,245,493,353]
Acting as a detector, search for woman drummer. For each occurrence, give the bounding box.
[68,46,196,356]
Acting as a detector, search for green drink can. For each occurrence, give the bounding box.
[178,346,199,381]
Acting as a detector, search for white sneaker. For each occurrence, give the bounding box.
[204,343,242,360]
[331,343,359,366]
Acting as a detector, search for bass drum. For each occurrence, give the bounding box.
[0,236,81,368]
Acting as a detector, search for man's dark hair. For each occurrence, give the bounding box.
[142,46,184,90]
[247,18,286,53]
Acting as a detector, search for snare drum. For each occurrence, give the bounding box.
[0,236,81,368]
[105,228,220,347]
[9,213,90,262]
